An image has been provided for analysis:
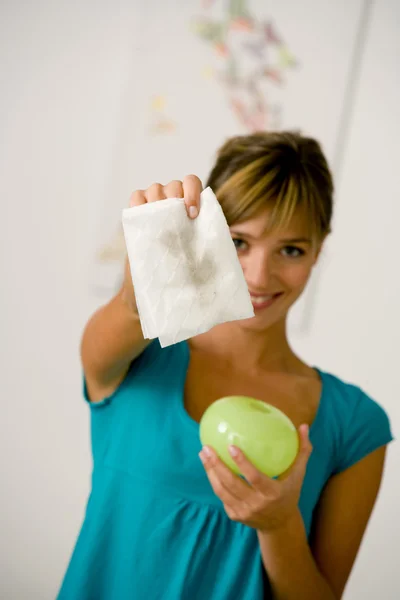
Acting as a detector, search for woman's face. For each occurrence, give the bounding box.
[230,207,324,331]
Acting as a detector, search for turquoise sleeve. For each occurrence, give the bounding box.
[334,390,394,473]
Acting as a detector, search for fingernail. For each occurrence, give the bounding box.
[198,451,205,464]
[189,206,198,219]
[202,445,212,457]
[229,445,239,457]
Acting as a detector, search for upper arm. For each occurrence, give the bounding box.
[84,339,163,404]
[310,446,388,599]
[85,364,132,403]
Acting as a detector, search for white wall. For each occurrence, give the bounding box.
[293,0,400,596]
[1,1,398,599]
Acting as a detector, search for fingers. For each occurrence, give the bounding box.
[129,189,146,208]
[199,446,252,503]
[228,446,273,493]
[163,180,184,199]
[128,175,202,219]
[146,182,166,203]
[182,174,202,219]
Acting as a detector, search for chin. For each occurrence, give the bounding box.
[238,295,297,332]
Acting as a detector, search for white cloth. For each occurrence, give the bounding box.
[122,187,254,347]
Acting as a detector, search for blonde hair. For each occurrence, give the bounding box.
[205,131,334,241]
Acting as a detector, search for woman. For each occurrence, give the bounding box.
[58,132,393,599]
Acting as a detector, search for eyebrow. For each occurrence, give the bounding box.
[280,237,312,244]
[230,230,312,244]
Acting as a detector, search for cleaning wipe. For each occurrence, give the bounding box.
[122,187,254,347]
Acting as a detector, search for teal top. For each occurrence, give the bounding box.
[58,340,393,600]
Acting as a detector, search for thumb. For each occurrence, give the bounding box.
[279,424,312,484]
[293,424,313,482]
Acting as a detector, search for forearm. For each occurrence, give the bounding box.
[81,286,150,384]
[257,510,336,600]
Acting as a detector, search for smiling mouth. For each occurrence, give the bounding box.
[250,293,283,309]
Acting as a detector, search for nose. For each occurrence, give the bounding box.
[243,249,275,291]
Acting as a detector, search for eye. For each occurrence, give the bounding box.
[280,245,305,258]
[232,238,248,252]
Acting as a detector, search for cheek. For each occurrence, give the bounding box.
[283,262,314,290]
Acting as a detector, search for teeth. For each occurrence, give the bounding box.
[251,295,273,304]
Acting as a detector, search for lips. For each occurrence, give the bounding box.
[249,292,283,310]
[251,294,274,304]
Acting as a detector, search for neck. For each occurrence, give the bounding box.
[191,317,299,374]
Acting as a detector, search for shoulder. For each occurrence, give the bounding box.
[84,340,189,408]
[318,369,394,473]
[319,369,389,426]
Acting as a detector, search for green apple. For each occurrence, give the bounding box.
[199,396,299,478]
